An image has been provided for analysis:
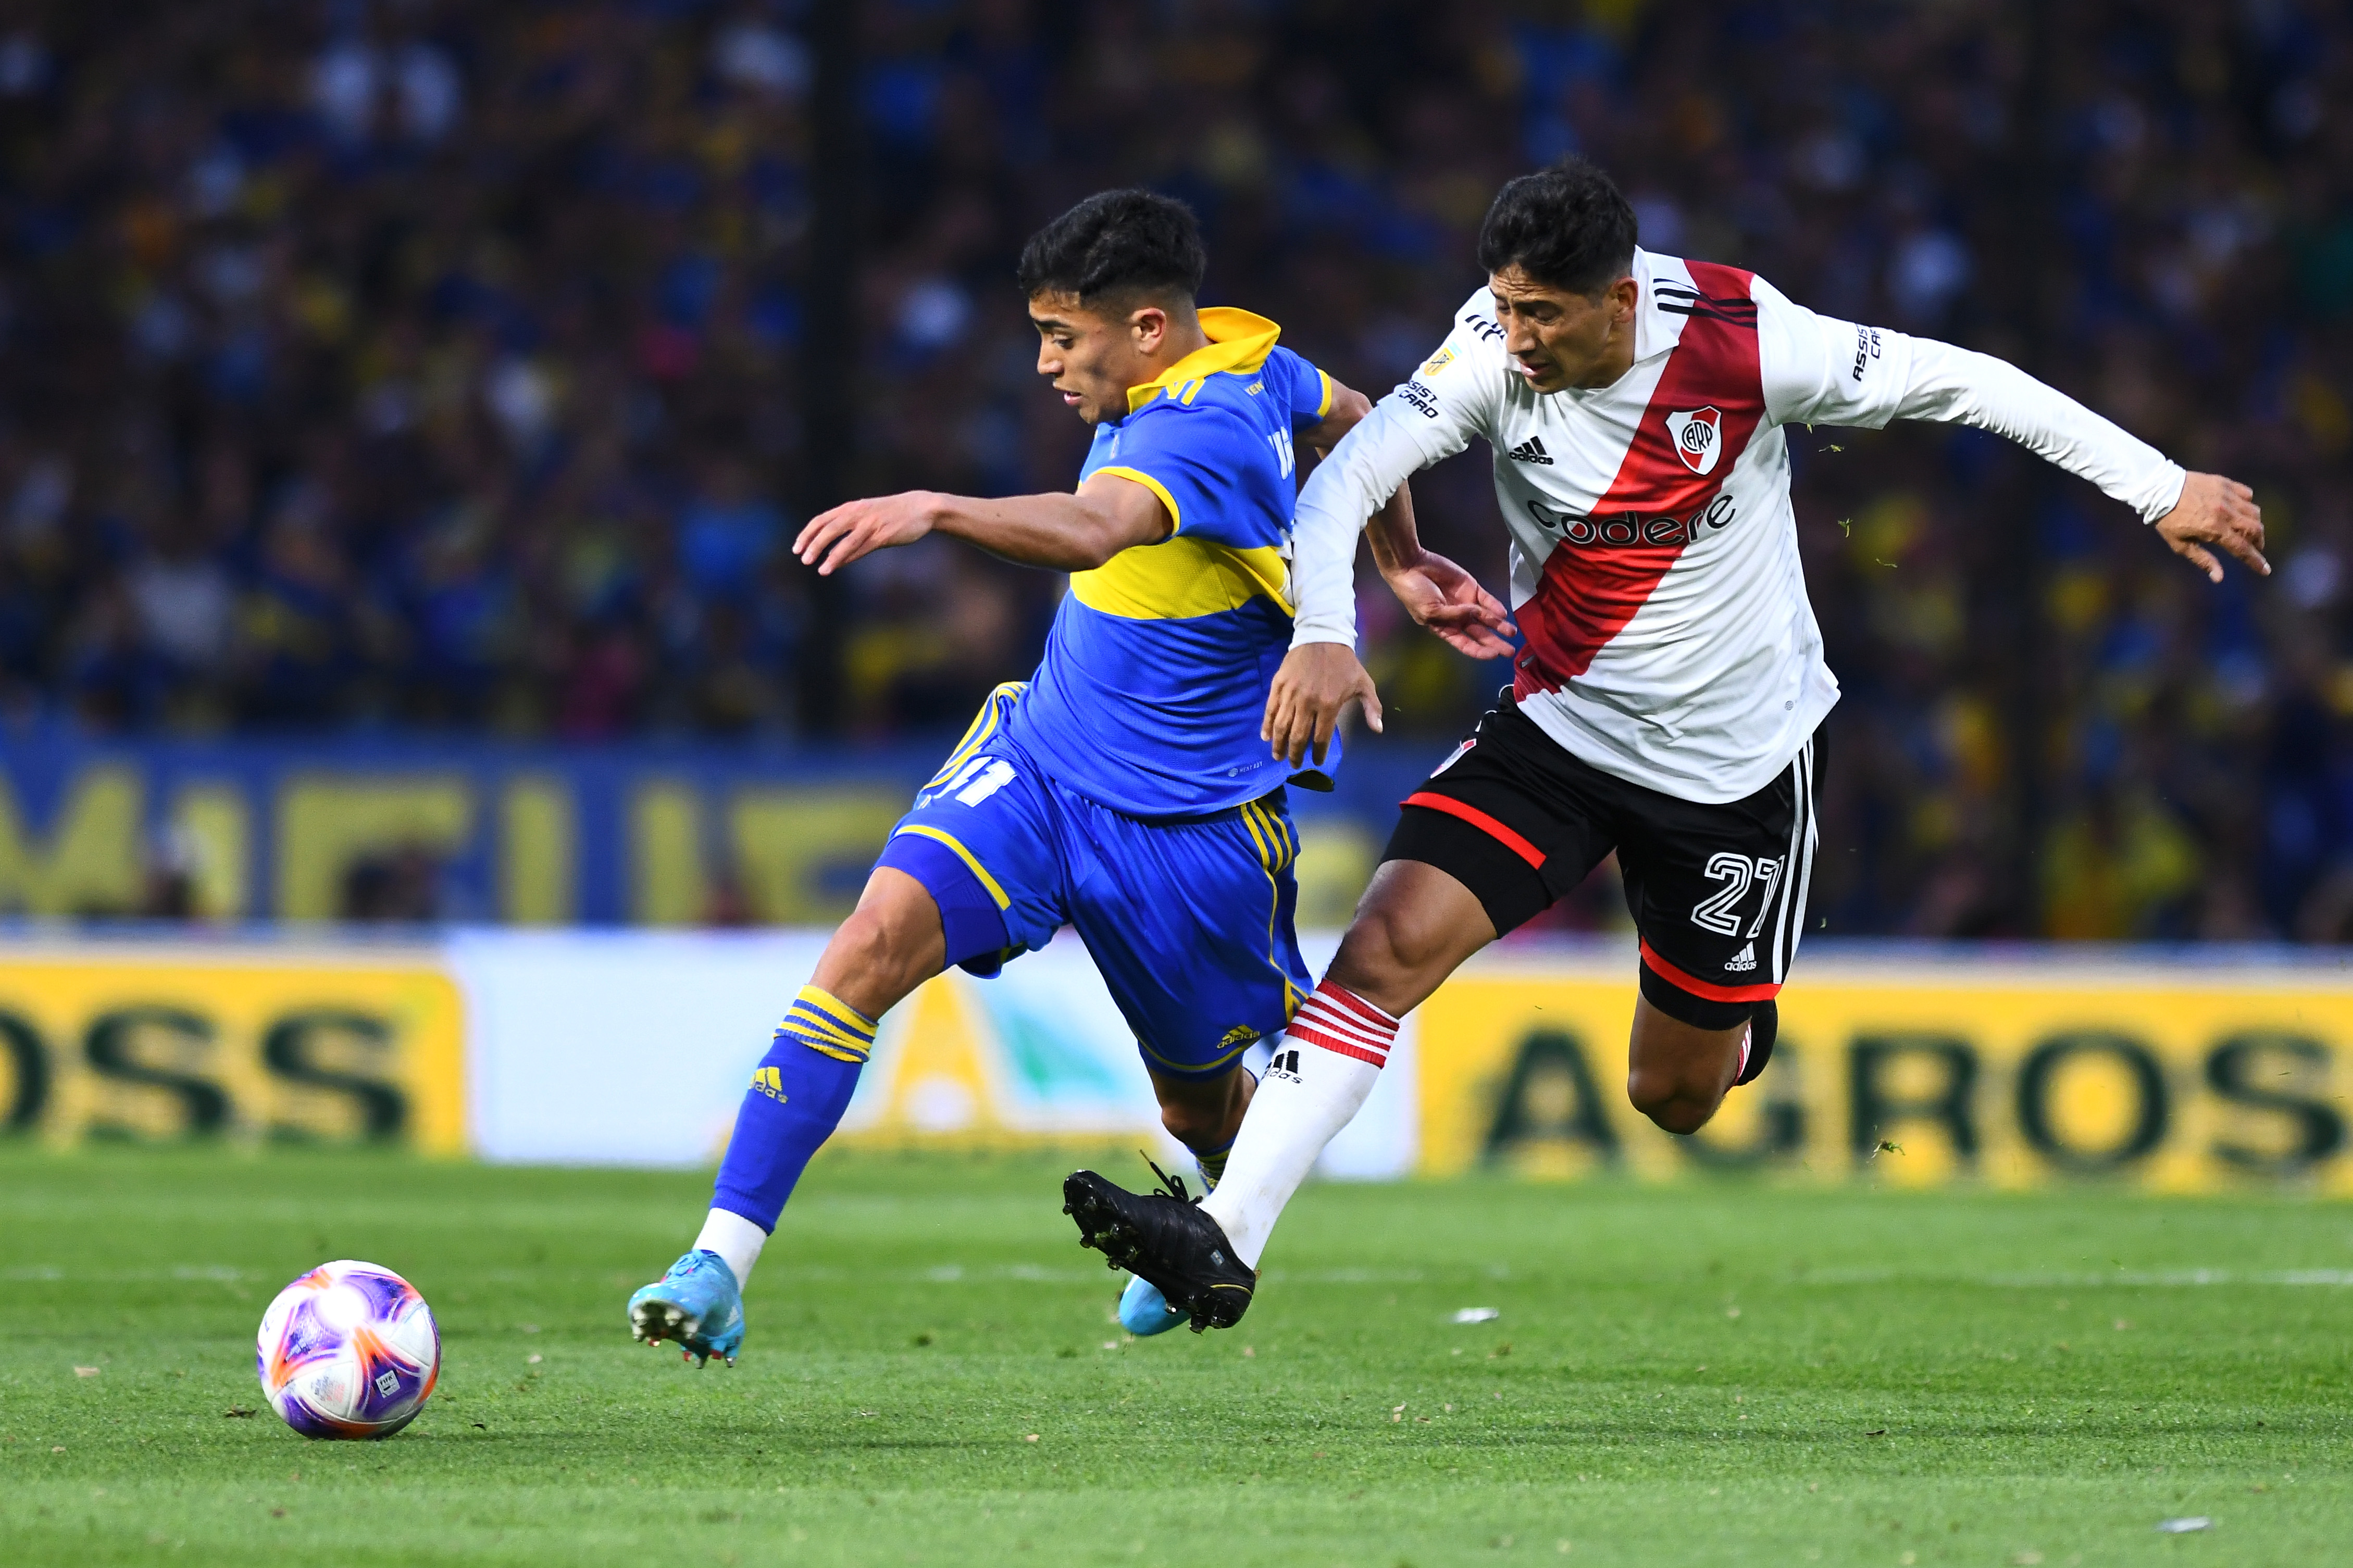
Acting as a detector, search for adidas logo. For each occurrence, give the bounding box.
[1508,436,1554,465]
[751,1065,789,1102]
[1725,942,1757,974]
[1269,1048,1303,1080]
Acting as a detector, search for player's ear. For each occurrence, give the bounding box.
[1129,303,1168,355]
[1607,275,1640,321]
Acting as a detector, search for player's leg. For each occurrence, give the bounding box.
[695,865,949,1273]
[1183,708,1611,1292]
[1068,859,1496,1330]
[627,867,945,1364]
[1103,1060,1257,1337]
[632,689,1059,1362]
[1069,705,1610,1328]
[1616,730,1819,1135]
[1144,1062,1256,1188]
[1176,857,1500,1287]
[1623,994,1747,1134]
[1056,791,1310,1332]
[1075,1053,1260,1337]
[1323,857,1500,1013]
[1084,788,1301,1190]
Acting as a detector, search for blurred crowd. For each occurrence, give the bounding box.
[2,0,2350,940]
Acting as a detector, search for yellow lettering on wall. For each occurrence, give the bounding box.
[631,781,705,926]
[729,788,903,924]
[0,767,143,917]
[276,777,474,921]
[171,785,251,920]
[1414,960,2353,1194]
[500,776,575,925]
[0,948,465,1152]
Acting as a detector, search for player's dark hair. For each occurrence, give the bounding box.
[1016,189,1207,306]
[1475,158,1639,296]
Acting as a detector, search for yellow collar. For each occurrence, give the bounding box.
[1124,308,1283,415]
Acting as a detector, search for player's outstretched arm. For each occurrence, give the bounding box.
[793,474,1170,576]
[2155,472,2268,583]
[1760,281,2269,586]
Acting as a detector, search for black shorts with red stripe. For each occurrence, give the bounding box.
[1384,697,1822,1031]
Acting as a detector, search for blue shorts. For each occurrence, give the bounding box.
[874,684,1310,1080]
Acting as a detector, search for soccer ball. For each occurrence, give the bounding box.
[256,1260,441,1439]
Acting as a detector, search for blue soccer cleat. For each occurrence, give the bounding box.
[628,1249,745,1366]
[1118,1273,1191,1336]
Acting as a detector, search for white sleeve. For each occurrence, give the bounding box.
[1754,276,2187,524]
[1289,305,1504,647]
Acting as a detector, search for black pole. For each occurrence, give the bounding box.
[797,0,859,735]
[1998,0,2060,934]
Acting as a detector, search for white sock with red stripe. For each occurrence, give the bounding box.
[1199,980,1399,1269]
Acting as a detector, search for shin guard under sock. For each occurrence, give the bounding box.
[1199,981,1399,1268]
[710,985,875,1237]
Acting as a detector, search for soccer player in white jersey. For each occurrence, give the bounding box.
[1062,158,2269,1332]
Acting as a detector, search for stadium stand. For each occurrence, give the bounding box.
[0,1,2347,939]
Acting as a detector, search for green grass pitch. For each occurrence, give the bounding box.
[1,1147,2345,1566]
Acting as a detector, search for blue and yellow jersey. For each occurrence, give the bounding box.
[1004,307,1337,817]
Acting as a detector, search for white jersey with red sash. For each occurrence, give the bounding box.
[1288,249,2188,804]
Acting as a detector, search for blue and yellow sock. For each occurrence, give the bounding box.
[1186,1066,1259,1190]
[711,985,877,1232]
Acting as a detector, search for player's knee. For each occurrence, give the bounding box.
[1649,1095,1721,1136]
[1330,901,1436,1005]
[1624,1060,1677,1120]
[823,899,934,997]
[1626,1063,1722,1136]
[829,905,901,969]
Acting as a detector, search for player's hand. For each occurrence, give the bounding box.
[794,492,942,575]
[1264,643,1383,768]
[1380,549,1517,659]
[2156,473,2267,583]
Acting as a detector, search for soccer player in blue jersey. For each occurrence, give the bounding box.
[626,190,1512,1363]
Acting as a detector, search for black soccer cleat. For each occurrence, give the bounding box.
[1062,1161,1255,1332]
[1734,999,1777,1086]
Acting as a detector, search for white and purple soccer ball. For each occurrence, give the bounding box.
[256,1260,440,1439]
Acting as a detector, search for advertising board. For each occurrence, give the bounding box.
[1418,947,2353,1193]
[3,932,2346,1195]
[0,942,465,1152]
